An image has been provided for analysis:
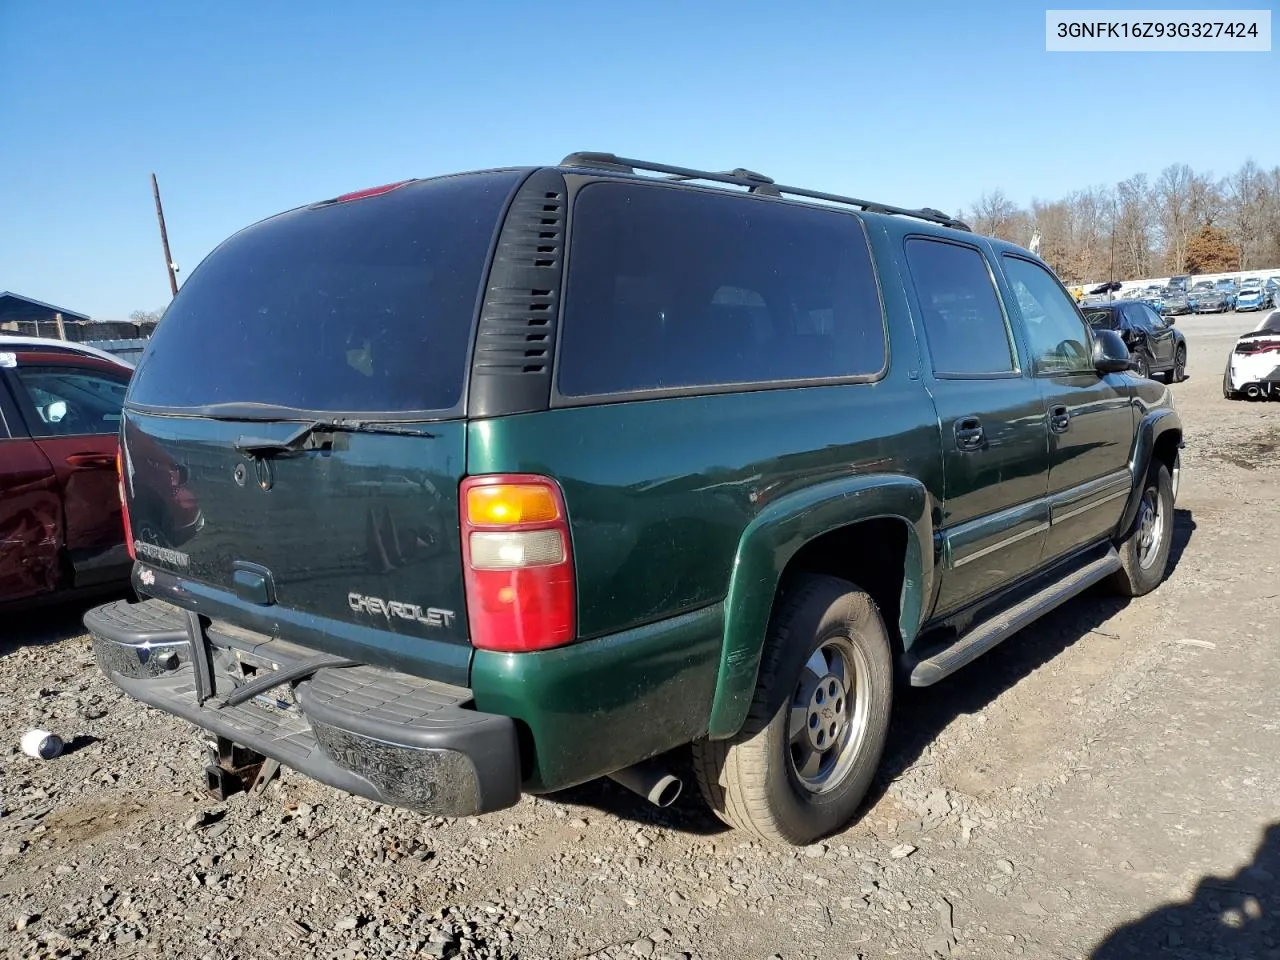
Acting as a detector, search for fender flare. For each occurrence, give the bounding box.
[1116,407,1183,536]
[706,474,934,740]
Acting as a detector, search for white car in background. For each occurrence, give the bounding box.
[1224,310,1280,400]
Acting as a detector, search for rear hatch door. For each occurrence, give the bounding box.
[120,170,524,682]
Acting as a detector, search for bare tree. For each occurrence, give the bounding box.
[1189,172,1226,228]
[1155,164,1195,274]
[1031,199,1074,278]
[1115,174,1154,278]
[1225,161,1268,270]
[970,190,1022,239]
[1262,166,1280,267]
[1061,187,1114,282]
[961,160,1280,283]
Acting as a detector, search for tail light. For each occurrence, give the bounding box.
[460,475,575,652]
[116,448,135,560]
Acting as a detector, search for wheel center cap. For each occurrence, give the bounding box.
[805,674,848,751]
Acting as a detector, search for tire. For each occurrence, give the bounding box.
[1132,349,1152,380]
[1164,345,1186,384]
[1107,461,1174,598]
[691,575,893,845]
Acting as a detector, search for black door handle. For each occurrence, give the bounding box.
[1050,405,1070,434]
[954,417,984,451]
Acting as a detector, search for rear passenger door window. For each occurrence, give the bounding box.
[999,256,1093,375]
[903,239,1017,376]
[1125,303,1154,333]
[1138,304,1167,331]
[556,182,887,397]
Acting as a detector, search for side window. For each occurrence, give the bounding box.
[1083,309,1118,331]
[1000,256,1093,375]
[903,238,1016,376]
[10,365,128,438]
[1125,304,1154,333]
[1140,305,1167,330]
[557,182,888,396]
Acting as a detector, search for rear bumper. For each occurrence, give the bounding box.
[85,598,521,816]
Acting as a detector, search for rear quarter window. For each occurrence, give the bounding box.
[555,181,887,397]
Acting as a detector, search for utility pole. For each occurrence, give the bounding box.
[1108,197,1117,301]
[151,172,179,297]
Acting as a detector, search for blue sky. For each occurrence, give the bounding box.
[1,1,1276,318]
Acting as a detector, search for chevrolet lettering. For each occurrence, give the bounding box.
[348,592,456,629]
[132,542,191,569]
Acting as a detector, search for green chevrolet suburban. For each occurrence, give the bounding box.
[86,153,1183,845]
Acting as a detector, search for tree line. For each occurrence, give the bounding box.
[128,159,1280,317]
[963,160,1280,284]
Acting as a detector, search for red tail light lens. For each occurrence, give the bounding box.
[116,448,135,560]
[460,475,575,652]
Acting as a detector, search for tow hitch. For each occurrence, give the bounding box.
[204,736,281,800]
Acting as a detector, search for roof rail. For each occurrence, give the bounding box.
[558,152,971,231]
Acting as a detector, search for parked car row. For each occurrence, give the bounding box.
[1098,274,1279,316]
[1029,272,1280,318]
[1187,280,1232,314]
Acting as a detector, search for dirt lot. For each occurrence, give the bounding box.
[3,310,1278,960]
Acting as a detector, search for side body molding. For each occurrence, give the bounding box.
[707,473,934,739]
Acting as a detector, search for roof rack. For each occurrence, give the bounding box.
[559,152,971,232]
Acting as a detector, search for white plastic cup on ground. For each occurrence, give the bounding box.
[20,729,63,760]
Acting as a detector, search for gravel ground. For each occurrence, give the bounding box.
[3,310,1278,960]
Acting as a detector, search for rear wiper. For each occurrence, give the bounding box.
[234,418,436,458]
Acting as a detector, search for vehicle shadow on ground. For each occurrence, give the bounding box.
[556,509,1197,837]
[546,751,730,837]
[0,591,130,659]
[865,507,1197,812]
[1090,821,1279,958]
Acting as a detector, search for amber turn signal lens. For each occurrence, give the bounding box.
[466,484,560,525]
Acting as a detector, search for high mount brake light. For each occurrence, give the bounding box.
[460,475,575,653]
[329,180,412,204]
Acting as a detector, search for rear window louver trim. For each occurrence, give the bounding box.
[468,169,569,418]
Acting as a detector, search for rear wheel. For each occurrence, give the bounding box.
[692,575,893,845]
[1164,345,1186,383]
[1108,461,1174,598]
[1132,349,1152,380]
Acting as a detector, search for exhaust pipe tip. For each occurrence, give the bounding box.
[1246,384,1262,399]
[648,773,682,808]
[607,759,683,808]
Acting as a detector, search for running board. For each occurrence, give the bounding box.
[909,548,1122,687]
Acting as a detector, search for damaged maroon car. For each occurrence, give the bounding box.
[0,337,195,609]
